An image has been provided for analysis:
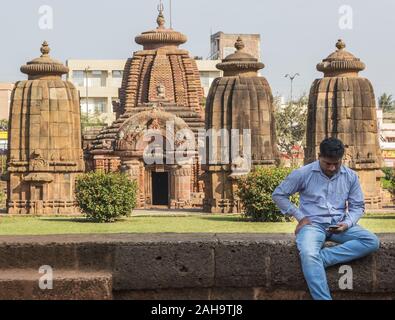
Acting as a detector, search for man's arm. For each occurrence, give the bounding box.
[343,173,365,228]
[272,169,305,222]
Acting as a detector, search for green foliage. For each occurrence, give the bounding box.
[0,119,8,131]
[382,167,395,192]
[80,112,107,131]
[238,167,299,222]
[75,172,138,223]
[382,167,394,181]
[0,186,5,206]
[382,178,392,190]
[0,155,7,174]
[378,93,395,112]
[274,94,308,165]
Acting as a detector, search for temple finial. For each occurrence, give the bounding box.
[157,1,165,29]
[336,39,346,50]
[235,37,245,51]
[40,41,50,56]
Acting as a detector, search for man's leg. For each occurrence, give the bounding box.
[296,224,332,300]
[320,225,380,268]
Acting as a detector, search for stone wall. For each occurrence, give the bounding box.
[0,234,394,300]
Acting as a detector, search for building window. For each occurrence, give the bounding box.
[112,70,123,87]
[90,71,107,87]
[72,71,85,87]
[80,98,107,115]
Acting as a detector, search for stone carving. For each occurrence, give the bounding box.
[306,39,383,209]
[204,37,280,213]
[156,83,166,99]
[148,118,161,130]
[87,6,204,209]
[6,42,85,215]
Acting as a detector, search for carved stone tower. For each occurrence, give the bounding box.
[88,5,205,209]
[306,39,383,208]
[204,37,280,213]
[6,42,85,214]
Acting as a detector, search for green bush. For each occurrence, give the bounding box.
[382,167,394,181]
[391,169,395,195]
[75,172,138,223]
[237,167,299,222]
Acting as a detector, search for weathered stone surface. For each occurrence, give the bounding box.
[0,244,78,270]
[326,254,374,293]
[215,234,272,288]
[113,240,215,290]
[373,234,395,292]
[0,270,112,300]
[267,239,306,290]
[87,7,205,209]
[204,38,280,214]
[5,42,84,215]
[306,40,383,209]
[0,234,394,300]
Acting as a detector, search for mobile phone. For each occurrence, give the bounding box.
[327,225,341,231]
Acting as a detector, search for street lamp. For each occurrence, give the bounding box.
[285,73,300,104]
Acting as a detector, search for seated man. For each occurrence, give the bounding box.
[272,137,380,300]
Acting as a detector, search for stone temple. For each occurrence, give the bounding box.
[204,37,280,213]
[5,42,85,214]
[87,7,205,208]
[305,39,383,208]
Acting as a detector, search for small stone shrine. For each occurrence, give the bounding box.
[6,42,85,214]
[305,39,383,208]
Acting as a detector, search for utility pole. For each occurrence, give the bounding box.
[285,73,300,104]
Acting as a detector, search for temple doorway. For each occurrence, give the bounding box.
[152,172,169,206]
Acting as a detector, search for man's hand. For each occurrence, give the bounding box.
[328,223,349,234]
[295,217,311,235]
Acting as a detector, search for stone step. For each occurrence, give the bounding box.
[0,269,113,300]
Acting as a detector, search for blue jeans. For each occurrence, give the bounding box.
[295,223,380,300]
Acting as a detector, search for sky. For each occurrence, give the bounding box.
[1,0,395,100]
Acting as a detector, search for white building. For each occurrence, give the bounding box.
[377,109,395,167]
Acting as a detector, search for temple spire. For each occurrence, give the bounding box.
[336,39,346,50]
[235,37,245,51]
[157,0,165,29]
[40,41,50,56]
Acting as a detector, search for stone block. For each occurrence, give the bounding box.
[0,244,78,270]
[215,235,271,288]
[113,237,215,291]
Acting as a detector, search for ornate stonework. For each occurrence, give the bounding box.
[5,42,85,214]
[306,40,383,209]
[204,37,280,213]
[87,7,205,208]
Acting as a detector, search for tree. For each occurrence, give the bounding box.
[0,119,8,131]
[274,94,308,166]
[80,111,107,131]
[378,93,395,112]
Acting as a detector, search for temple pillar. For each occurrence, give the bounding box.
[122,159,145,208]
[170,165,192,209]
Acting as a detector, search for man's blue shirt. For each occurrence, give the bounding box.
[272,161,365,228]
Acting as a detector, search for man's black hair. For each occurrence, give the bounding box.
[319,137,345,159]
